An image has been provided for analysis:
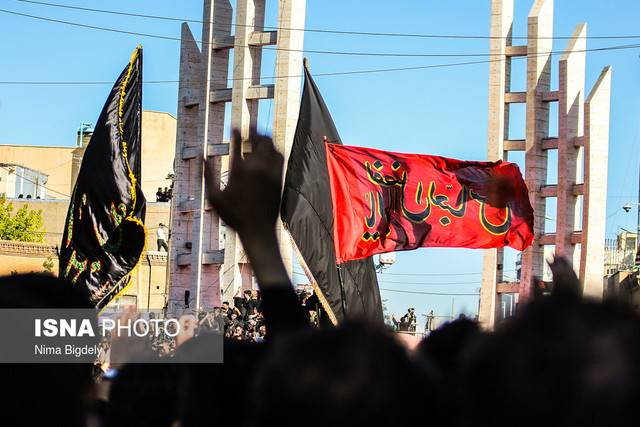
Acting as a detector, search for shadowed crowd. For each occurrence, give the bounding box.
[1,131,638,427]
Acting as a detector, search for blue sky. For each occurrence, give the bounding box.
[1,1,639,327]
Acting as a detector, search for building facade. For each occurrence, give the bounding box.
[0,111,177,309]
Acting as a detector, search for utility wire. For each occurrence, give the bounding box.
[3,8,640,59]
[1,7,638,84]
[15,0,640,41]
[378,280,480,286]
[377,270,516,277]
[294,271,496,285]
[379,288,479,296]
[1,42,639,86]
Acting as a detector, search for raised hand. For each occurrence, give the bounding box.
[205,129,289,289]
[548,256,581,299]
[205,129,284,240]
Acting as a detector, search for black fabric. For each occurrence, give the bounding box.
[59,47,146,309]
[280,66,383,323]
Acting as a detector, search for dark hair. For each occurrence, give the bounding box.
[459,296,640,427]
[107,359,183,427]
[0,274,93,427]
[249,322,440,426]
[176,335,264,427]
[417,318,482,376]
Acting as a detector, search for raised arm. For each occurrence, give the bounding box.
[205,130,308,336]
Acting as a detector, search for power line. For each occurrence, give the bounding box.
[378,280,479,286]
[16,0,640,41]
[3,8,640,59]
[295,270,495,285]
[1,41,638,86]
[379,288,479,296]
[377,270,516,277]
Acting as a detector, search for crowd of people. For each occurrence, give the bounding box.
[391,307,418,333]
[155,186,173,202]
[96,284,324,366]
[2,130,639,427]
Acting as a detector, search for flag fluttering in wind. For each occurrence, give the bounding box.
[326,144,534,263]
[281,65,382,324]
[59,47,146,310]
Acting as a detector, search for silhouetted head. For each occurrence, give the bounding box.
[0,273,93,427]
[459,281,640,427]
[249,322,438,426]
[175,334,264,427]
[107,358,183,427]
[417,318,483,377]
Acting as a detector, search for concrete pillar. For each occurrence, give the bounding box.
[480,0,513,329]
[170,0,306,311]
[168,23,203,314]
[169,0,232,313]
[581,67,612,299]
[520,0,553,303]
[556,24,586,264]
[273,0,307,277]
[194,0,232,310]
[222,0,266,305]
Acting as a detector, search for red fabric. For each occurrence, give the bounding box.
[325,144,534,264]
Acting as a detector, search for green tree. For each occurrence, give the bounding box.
[42,255,55,273]
[0,195,45,242]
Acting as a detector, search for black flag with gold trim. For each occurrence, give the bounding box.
[59,47,146,309]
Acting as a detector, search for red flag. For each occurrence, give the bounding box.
[326,143,534,264]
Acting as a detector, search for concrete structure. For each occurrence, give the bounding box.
[0,111,177,200]
[0,164,48,199]
[480,0,611,328]
[0,145,75,199]
[0,239,169,310]
[0,199,169,246]
[168,0,306,313]
[0,111,176,309]
[604,231,637,276]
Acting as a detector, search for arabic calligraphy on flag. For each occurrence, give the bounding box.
[325,143,534,263]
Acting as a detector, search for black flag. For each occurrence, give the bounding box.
[59,47,146,310]
[281,65,383,323]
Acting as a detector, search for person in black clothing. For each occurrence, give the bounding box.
[0,274,96,427]
[233,289,254,321]
[249,290,261,317]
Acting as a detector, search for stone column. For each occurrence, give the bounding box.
[169,0,232,314]
[223,0,266,304]
[556,23,586,264]
[479,0,513,329]
[520,0,553,303]
[273,0,307,278]
[168,23,203,314]
[581,67,612,299]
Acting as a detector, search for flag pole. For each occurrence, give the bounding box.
[336,263,347,319]
[283,223,338,325]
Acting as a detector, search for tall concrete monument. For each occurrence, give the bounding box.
[480,0,611,328]
[168,0,306,313]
